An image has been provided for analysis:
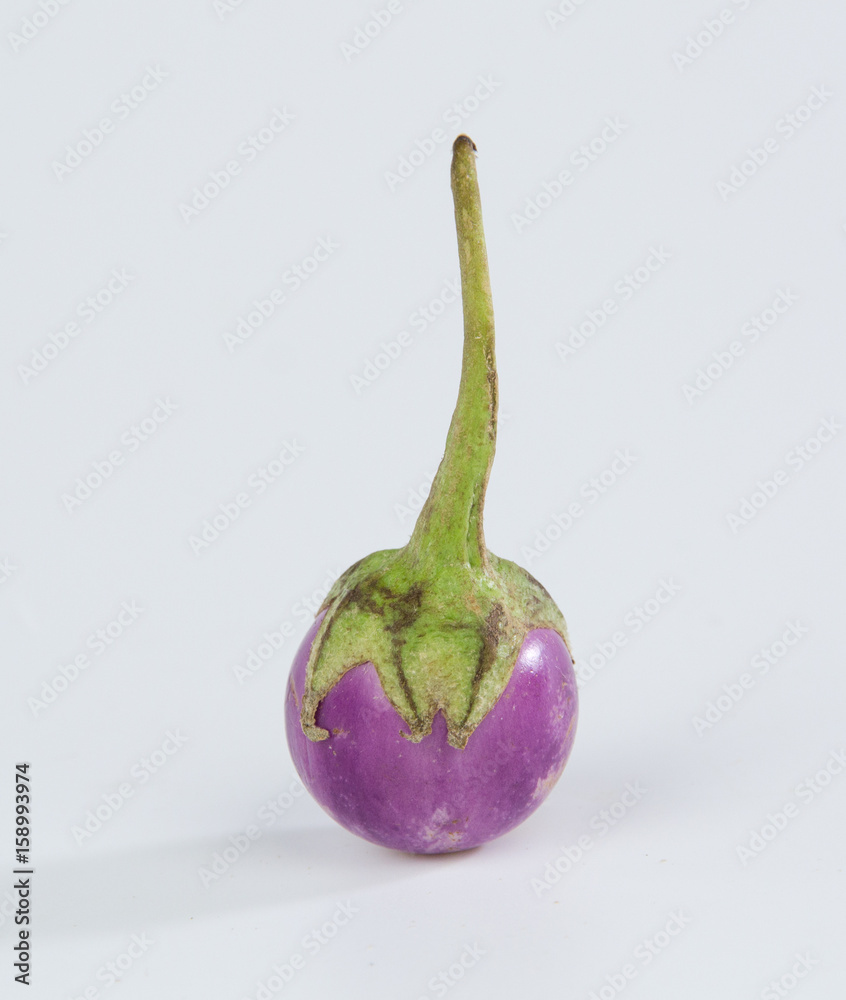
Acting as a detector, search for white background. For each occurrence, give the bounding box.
[2,1,845,997]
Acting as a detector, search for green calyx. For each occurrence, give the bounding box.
[300,135,571,750]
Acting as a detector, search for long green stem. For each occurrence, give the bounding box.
[406,135,497,571]
[302,135,573,748]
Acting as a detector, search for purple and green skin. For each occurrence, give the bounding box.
[285,135,578,853]
[286,614,577,852]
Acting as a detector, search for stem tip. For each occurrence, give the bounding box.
[453,134,478,153]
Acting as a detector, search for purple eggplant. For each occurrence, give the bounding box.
[285,135,578,853]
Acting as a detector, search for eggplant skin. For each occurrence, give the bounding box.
[285,612,578,854]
